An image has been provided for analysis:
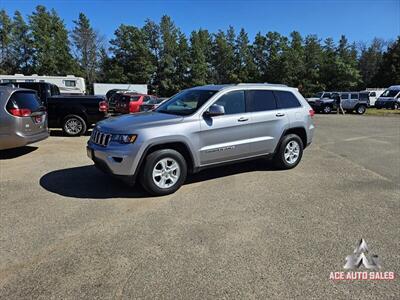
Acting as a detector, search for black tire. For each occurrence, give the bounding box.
[140,149,187,196]
[322,105,332,114]
[273,134,304,170]
[393,103,399,110]
[356,105,366,115]
[62,114,87,136]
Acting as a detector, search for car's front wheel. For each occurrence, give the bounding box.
[273,134,304,170]
[140,149,187,196]
[62,115,87,136]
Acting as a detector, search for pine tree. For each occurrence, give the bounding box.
[264,31,287,83]
[176,32,191,89]
[282,31,305,89]
[0,10,12,73]
[303,35,324,96]
[359,38,385,88]
[373,37,400,87]
[158,15,180,96]
[212,28,237,83]
[189,29,212,86]
[252,32,268,82]
[29,6,76,75]
[72,13,103,92]
[10,11,34,73]
[110,24,155,84]
[235,28,256,82]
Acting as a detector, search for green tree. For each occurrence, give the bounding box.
[235,28,256,82]
[72,13,103,92]
[10,11,34,73]
[29,6,76,75]
[282,31,305,89]
[189,29,212,86]
[157,15,180,96]
[176,32,191,89]
[264,31,287,83]
[0,9,12,73]
[302,35,324,96]
[142,19,160,93]
[373,37,400,87]
[358,38,385,88]
[252,32,268,82]
[212,28,237,83]
[110,24,155,84]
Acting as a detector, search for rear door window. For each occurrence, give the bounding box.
[274,91,301,109]
[246,90,277,112]
[351,93,358,99]
[6,91,41,111]
[341,93,349,100]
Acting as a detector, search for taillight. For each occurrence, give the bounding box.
[8,108,32,117]
[99,101,108,112]
[309,109,315,118]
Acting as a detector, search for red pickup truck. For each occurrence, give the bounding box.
[114,93,158,114]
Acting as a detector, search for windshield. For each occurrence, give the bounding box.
[156,90,217,116]
[380,89,399,98]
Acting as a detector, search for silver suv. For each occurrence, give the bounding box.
[87,84,315,195]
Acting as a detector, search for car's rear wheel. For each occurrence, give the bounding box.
[356,105,366,115]
[323,105,332,114]
[62,115,87,136]
[273,134,304,170]
[140,149,187,196]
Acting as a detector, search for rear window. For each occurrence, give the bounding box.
[247,90,277,112]
[6,91,41,111]
[275,91,301,109]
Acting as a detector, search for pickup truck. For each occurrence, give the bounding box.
[0,82,107,136]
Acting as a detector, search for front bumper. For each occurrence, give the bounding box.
[86,140,143,177]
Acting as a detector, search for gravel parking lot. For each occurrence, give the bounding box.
[0,115,399,299]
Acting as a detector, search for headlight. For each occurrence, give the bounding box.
[111,134,137,144]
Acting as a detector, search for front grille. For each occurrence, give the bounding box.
[91,129,111,147]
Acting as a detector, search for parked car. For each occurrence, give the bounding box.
[87,83,315,196]
[306,91,334,109]
[341,92,369,114]
[313,92,339,113]
[361,89,385,107]
[139,97,168,112]
[0,86,49,150]
[0,82,108,136]
[114,93,158,114]
[375,85,400,110]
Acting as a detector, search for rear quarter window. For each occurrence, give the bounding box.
[6,91,41,111]
[275,91,301,109]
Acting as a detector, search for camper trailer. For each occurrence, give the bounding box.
[0,74,86,95]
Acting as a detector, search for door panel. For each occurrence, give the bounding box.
[199,113,253,165]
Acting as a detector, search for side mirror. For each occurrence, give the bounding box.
[204,104,225,117]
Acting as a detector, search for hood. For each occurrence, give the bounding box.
[306,97,319,101]
[96,111,184,133]
[377,97,396,101]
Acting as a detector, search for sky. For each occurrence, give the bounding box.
[1,0,399,44]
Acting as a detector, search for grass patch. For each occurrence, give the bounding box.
[365,108,400,116]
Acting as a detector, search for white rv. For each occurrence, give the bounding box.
[0,74,86,95]
[93,83,148,96]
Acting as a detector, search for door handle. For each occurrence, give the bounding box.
[276,112,285,117]
[237,117,249,122]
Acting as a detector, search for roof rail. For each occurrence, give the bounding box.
[236,82,288,87]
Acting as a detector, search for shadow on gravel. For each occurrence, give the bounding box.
[0,146,38,160]
[40,165,149,199]
[50,129,92,137]
[40,158,278,199]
